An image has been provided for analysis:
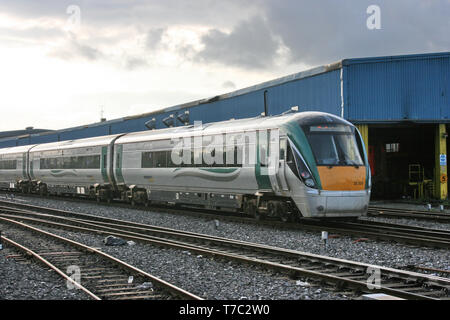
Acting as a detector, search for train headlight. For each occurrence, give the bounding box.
[301,171,310,179]
[305,179,315,188]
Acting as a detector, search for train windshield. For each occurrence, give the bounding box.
[304,124,364,166]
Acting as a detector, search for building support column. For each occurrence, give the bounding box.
[435,124,448,200]
[356,124,369,152]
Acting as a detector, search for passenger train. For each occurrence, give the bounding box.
[0,112,371,221]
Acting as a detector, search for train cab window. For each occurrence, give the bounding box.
[304,125,363,166]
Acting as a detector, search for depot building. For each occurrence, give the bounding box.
[0,52,448,200]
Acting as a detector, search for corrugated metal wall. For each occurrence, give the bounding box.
[0,52,448,149]
[344,53,450,122]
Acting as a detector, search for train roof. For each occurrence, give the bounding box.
[114,113,295,144]
[0,144,37,156]
[0,112,356,153]
[28,134,122,153]
[115,111,354,144]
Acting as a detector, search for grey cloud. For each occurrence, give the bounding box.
[222,80,236,89]
[2,0,448,71]
[195,16,283,69]
[125,56,148,70]
[49,33,105,61]
[0,25,64,42]
[262,0,450,66]
[145,27,166,50]
[0,0,259,29]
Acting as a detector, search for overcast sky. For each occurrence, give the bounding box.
[0,0,449,131]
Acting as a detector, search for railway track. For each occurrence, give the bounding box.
[0,198,449,249]
[368,206,450,222]
[0,202,449,300]
[0,218,202,300]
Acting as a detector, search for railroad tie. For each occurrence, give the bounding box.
[101,290,158,297]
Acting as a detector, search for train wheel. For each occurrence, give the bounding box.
[267,201,277,217]
[280,212,291,222]
[39,186,47,197]
[279,203,291,222]
[245,200,261,220]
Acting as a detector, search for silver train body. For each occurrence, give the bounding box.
[0,112,371,220]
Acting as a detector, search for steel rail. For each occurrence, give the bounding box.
[368,206,450,222]
[1,199,449,249]
[0,217,202,300]
[0,209,449,300]
[1,235,101,300]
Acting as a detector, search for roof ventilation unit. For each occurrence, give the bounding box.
[145,118,156,130]
[177,110,190,125]
[162,114,175,127]
[282,106,299,115]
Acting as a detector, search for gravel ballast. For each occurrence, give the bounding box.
[0,195,449,300]
[0,241,87,300]
[0,221,346,300]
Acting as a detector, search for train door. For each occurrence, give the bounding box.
[277,137,289,191]
[266,129,289,193]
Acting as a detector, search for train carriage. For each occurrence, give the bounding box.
[0,111,371,221]
[0,145,36,191]
[27,135,122,198]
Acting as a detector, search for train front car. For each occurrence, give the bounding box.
[283,112,371,219]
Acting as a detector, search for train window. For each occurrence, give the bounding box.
[235,146,242,167]
[63,157,71,169]
[280,139,287,160]
[286,145,300,179]
[39,155,101,169]
[142,152,153,168]
[193,147,202,167]
[211,148,224,167]
[90,155,100,169]
[169,149,181,167]
[103,154,107,169]
[0,159,16,170]
[154,151,167,168]
[225,145,234,167]
[259,130,269,167]
[167,150,176,167]
[202,147,211,167]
